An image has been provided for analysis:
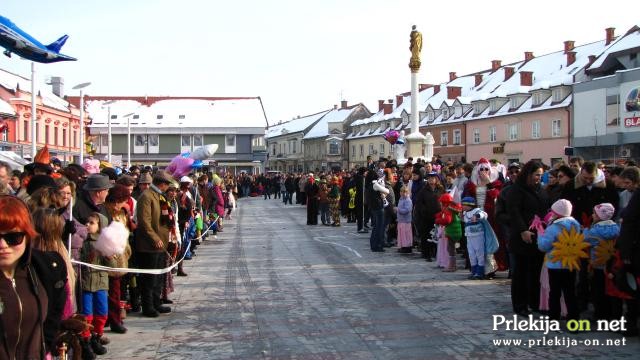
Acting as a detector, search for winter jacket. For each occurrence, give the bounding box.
[135,185,171,253]
[617,189,640,268]
[538,217,583,270]
[505,182,550,255]
[81,231,118,292]
[397,196,413,223]
[584,220,620,269]
[413,185,442,239]
[561,174,619,227]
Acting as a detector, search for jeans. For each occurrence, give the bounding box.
[320,203,330,224]
[282,191,288,203]
[369,208,385,251]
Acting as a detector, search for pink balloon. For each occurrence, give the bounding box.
[167,155,194,179]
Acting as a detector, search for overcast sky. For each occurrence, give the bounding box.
[1,0,638,125]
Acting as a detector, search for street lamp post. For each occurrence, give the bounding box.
[30,62,37,159]
[123,112,135,171]
[72,82,91,163]
[102,100,116,164]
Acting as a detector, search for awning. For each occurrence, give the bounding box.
[0,151,29,171]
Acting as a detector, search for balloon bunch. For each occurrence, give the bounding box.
[383,130,400,145]
[165,144,219,179]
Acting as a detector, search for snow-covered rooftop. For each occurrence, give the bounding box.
[266,110,330,139]
[303,107,356,139]
[0,98,14,115]
[589,27,640,70]
[87,98,267,129]
[0,68,71,112]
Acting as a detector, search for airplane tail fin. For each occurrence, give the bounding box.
[45,35,69,53]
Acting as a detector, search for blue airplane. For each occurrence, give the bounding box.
[0,15,76,63]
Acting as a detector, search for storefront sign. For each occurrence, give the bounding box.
[624,116,640,127]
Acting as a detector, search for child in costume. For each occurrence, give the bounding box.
[435,193,462,272]
[538,199,587,321]
[396,186,413,253]
[80,212,116,356]
[583,203,619,321]
[347,185,357,223]
[461,197,499,280]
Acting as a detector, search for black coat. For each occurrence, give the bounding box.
[618,189,640,271]
[72,190,109,225]
[0,249,67,359]
[561,177,619,226]
[413,185,442,238]
[506,182,550,255]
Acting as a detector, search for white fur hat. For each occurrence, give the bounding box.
[594,203,615,221]
[551,199,573,218]
[179,175,193,183]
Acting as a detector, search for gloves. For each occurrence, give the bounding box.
[63,220,77,236]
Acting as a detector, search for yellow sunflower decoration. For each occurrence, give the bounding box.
[593,238,616,267]
[550,226,590,271]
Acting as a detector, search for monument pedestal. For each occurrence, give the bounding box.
[405,131,426,160]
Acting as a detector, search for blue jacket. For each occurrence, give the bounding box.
[464,208,499,254]
[397,196,412,223]
[538,217,583,269]
[584,220,620,269]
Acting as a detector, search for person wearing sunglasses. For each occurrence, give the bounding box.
[0,195,69,359]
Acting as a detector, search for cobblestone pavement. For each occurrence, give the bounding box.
[102,197,639,359]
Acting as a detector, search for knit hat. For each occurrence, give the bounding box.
[27,174,57,195]
[551,199,572,218]
[138,172,152,184]
[594,203,615,221]
[461,196,477,207]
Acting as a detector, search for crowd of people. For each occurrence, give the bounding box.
[239,155,640,337]
[0,154,234,359]
[0,152,639,359]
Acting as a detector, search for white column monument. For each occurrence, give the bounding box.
[404,25,434,161]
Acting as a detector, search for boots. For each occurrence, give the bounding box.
[90,334,107,355]
[442,256,457,272]
[468,265,477,280]
[80,337,96,360]
[477,266,486,280]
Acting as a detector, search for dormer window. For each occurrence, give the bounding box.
[133,115,139,119]
[402,114,409,126]
[428,110,435,121]
[552,88,564,102]
[157,115,163,120]
[490,99,502,112]
[179,115,186,119]
[442,108,449,119]
[110,115,117,119]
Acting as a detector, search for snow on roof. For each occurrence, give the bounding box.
[87,98,267,129]
[0,98,14,115]
[266,109,330,138]
[0,68,70,112]
[589,27,640,70]
[303,108,354,139]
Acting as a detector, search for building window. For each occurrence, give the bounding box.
[351,145,356,158]
[440,131,448,146]
[379,143,385,155]
[532,120,541,139]
[134,134,146,154]
[369,143,374,155]
[133,114,140,119]
[45,125,49,144]
[552,119,561,137]
[148,134,159,153]
[156,115,163,120]
[36,125,39,143]
[533,92,544,106]
[179,115,186,119]
[54,127,58,146]
[453,129,461,145]
[329,140,340,155]
[63,129,67,147]
[509,123,519,141]
[110,114,117,120]
[271,144,276,156]
[552,89,563,102]
[226,135,236,147]
[73,131,77,148]
[23,120,28,141]
[489,126,497,143]
[473,128,480,144]
[181,135,191,147]
[135,135,145,146]
[359,144,364,157]
[193,134,203,147]
[442,108,449,119]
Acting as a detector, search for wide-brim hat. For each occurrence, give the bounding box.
[153,170,174,184]
[83,174,114,191]
[138,172,153,184]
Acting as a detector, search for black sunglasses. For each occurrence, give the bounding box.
[0,232,26,246]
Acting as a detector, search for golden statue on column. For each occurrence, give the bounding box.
[409,25,422,72]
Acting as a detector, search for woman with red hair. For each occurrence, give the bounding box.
[0,195,68,358]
